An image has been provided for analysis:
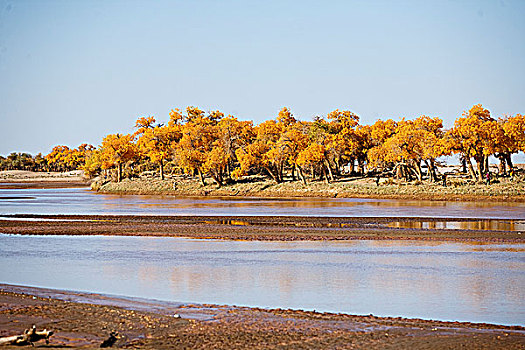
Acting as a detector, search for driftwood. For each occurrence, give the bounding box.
[0,325,53,346]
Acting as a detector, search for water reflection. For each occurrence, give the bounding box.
[0,187,524,219]
[388,220,525,231]
[0,234,523,326]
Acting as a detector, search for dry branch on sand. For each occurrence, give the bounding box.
[0,325,53,346]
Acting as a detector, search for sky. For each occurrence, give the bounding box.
[0,0,524,158]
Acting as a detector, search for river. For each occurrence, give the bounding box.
[0,187,524,326]
[1,187,524,218]
[0,234,523,326]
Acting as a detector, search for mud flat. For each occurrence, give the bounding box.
[0,215,523,243]
[0,284,523,349]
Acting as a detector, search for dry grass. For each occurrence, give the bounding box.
[94,173,525,202]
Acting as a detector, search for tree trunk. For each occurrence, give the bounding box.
[465,157,477,181]
[504,153,514,170]
[117,163,122,182]
[197,168,206,186]
[348,157,355,175]
[357,157,365,175]
[334,157,342,176]
[426,159,437,182]
[475,157,484,182]
[414,161,422,181]
[395,164,403,179]
[160,159,164,180]
[264,166,281,184]
[297,165,307,185]
[496,154,507,175]
[212,174,223,188]
[324,159,334,182]
[322,165,330,184]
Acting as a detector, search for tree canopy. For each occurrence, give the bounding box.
[3,103,523,186]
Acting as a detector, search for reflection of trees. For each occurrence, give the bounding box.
[387,220,523,231]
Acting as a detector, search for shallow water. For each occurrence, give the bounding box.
[388,220,525,231]
[0,187,524,219]
[0,234,523,326]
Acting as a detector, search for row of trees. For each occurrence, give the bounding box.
[3,104,522,186]
[82,104,523,186]
[0,144,95,172]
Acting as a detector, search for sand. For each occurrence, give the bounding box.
[0,215,523,243]
[1,176,524,348]
[0,284,523,349]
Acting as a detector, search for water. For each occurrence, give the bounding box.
[1,187,524,219]
[0,234,523,326]
[388,220,525,231]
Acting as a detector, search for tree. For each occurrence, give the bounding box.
[100,133,137,182]
[325,109,360,179]
[281,122,310,184]
[176,107,221,186]
[297,143,328,183]
[136,116,182,180]
[214,115,255,182]
[45,146,71,172]
[44,144,94,172]
[353,125,373,175]
[83,149,103,178]
[368,117,444,181]
[234,108,296,184]
[367,119,398,172]
[134,116,156,136]
[446,104,501,181]
[498,114,525,173]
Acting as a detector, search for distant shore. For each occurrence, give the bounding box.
[0,170,91,189]
[0,284,523,349]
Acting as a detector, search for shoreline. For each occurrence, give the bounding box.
[0,214,523,243]
[92,175,525,202]
[0,283,523,349]
[0,170,91,189]
[92,179,525,203]
[2,169,524,202]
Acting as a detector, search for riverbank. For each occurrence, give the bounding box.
[0,284,523,349]
[0,170,90,189]
[1,169,523,201]
[1,215,523,243]
[94,174,525,202]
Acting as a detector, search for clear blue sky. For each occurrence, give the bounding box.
[1,0,524,157]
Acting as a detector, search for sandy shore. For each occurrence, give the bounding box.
[0,214,523,243]
[94,173,525,202]
[2,169,524,201]
[0,284,523,349]
[0,170,90,189]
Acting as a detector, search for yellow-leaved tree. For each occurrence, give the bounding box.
[100,133,138,182]
[445,104,502,181]
[176,107,220,186]
[135,116,182,180]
